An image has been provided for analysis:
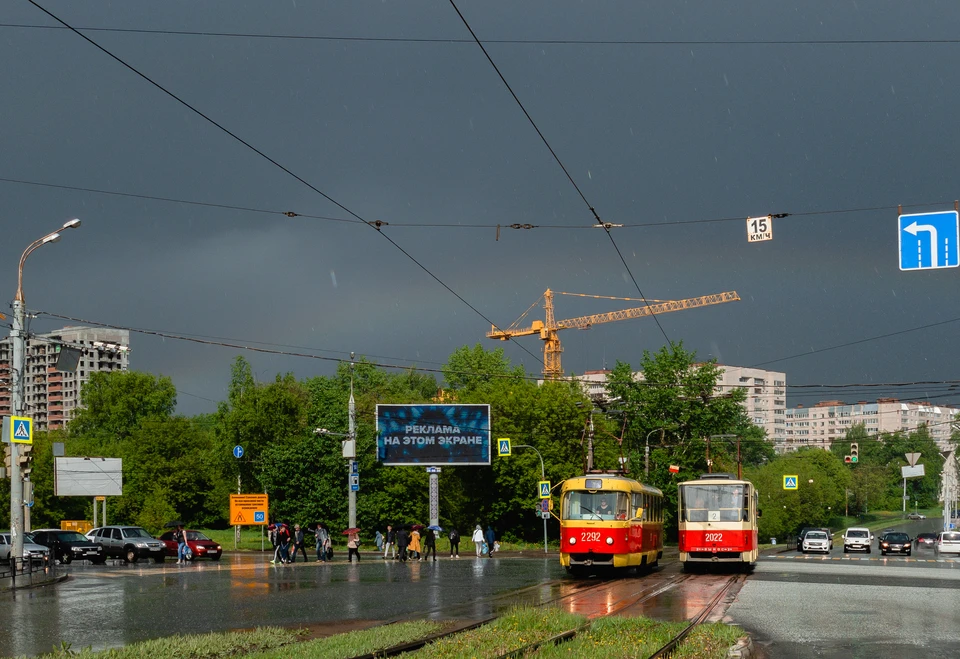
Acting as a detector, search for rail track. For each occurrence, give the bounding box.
[346,569,737,659]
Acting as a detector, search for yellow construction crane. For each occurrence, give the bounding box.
[487,289,740,379]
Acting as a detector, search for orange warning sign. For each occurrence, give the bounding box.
[229,494,269,526]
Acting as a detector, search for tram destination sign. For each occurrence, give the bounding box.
[376,404,491,466]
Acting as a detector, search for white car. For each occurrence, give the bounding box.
[843,527,873,553]
[0,532,51,563]
[802,530,831,554]
[935,531,960,556]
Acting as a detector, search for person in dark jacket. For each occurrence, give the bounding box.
[291,524,308,563]
[396,526,409,562]
[383,524,396,559]
[423,528,437,562]
[449,528,460,558]
[485,525,496,557]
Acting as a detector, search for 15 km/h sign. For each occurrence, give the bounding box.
[899,211,960,271]
[229,494,269,526]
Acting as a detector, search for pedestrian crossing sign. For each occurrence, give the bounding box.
[10,416,33,445]
[783,475,798,490]
[539,480,551,499]
[498,438,511,456]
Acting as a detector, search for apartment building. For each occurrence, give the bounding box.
[564,364,787,446]
[784,398,959,452]
[0,326,130,431]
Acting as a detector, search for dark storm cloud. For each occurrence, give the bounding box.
[4,1,960,415]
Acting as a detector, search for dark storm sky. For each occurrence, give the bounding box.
[4,1,960,415]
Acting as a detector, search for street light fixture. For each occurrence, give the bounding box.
[9,218,81,569]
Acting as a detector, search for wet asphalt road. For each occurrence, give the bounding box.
[728,518,960,657]
[0,555,565,657]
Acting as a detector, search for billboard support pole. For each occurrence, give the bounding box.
[429,472,439,528]
[93,497,97,528]
[348,356,357,530]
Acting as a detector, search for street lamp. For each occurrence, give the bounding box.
[644,428,669,478]
[513,444,549,554]
[9,218,81,569]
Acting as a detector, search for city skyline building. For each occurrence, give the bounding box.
[0,326,130,431]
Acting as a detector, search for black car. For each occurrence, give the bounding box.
[879,532,912,556]
[31,529,105,564]
[915,532,937,548]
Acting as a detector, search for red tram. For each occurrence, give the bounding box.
[559,474,664,575]
[677,473,759,570]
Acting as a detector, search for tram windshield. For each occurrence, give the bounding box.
[562,491,630,520]
[680,483,748,522]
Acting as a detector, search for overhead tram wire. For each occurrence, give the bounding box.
[445,0,672,347]
[8,23,960,46]
[26,0,544,370]
[3,176,953,233]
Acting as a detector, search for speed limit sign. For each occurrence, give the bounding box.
[747,215,773,243]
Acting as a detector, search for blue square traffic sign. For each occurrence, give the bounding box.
[899,211,960,271]
[254,511,265,523]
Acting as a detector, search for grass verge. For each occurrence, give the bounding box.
[36,627,301,658]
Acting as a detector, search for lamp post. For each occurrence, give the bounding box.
[9,219,81,568]
[513,444,549,554]
[644,428,668,478]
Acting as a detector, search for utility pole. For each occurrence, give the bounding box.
[348,353,357,529]
[514,444,548,554]
[586,410,595,472]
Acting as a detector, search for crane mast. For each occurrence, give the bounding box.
[488,289,740,379]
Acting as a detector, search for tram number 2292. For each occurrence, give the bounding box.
[705,533,723,542]
[580,531,601,542]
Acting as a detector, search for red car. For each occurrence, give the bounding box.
[158,530,223,561]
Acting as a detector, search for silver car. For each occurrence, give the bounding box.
[0,532,51,563]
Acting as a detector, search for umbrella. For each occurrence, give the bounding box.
[164,520,186,528]
[411,524,425,531]
[342,527,361,535]
[427,525,443,532]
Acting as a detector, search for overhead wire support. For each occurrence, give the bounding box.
[26,0,544,369]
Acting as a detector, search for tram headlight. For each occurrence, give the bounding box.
[569,537,576,545]
[606,537,614,545]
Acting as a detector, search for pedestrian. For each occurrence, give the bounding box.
[291,524,308,563]
[347,531,361,563]
[383,524,396,559]
[472,525,484,557]
[314,524,330,562]
[449,528,460,558]
[396,526,409,562]
[278,522,292,564]
[423,528,437,562]
[409,526,422,561]
[175,524,189,564]
[268,524,282,564]
[375,529,384,553]
[485,525,496,557]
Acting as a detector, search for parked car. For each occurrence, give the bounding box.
[158,530,223,561]
[935,531,960,556]
[879,532,912,556]
[906,513,927,520]
[842,527,873,553]
[0,532,51,563]
[86,526,166,564]
[801,530,831,554]
[31,529,105,564]
[915,532,937,548]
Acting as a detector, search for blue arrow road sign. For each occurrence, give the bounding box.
[899,211,960,271]
[233,445,244,459]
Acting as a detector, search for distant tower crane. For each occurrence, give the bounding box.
[487,289,740,379]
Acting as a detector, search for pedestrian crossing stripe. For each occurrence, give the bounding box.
[10,416,32,444]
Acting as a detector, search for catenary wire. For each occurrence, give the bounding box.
[25,0,545,369]
[446,0,672,347]
[7,23,960,46]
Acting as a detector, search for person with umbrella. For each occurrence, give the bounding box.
[344,528,361,563]
[423,525,439,562]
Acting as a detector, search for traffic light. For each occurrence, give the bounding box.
[844,455,852,464]
[17,442,33,478]
[850,443,859,463]
[2,444,10,478]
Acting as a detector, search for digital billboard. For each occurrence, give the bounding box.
[376,404,491,465]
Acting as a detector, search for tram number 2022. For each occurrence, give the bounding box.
[704,533,723,542]
[580,531,601,542]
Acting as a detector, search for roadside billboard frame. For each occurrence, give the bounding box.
[376,404,491,466]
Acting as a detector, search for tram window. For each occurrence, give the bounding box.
[681,484,747,522]
[562,491,630,520]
